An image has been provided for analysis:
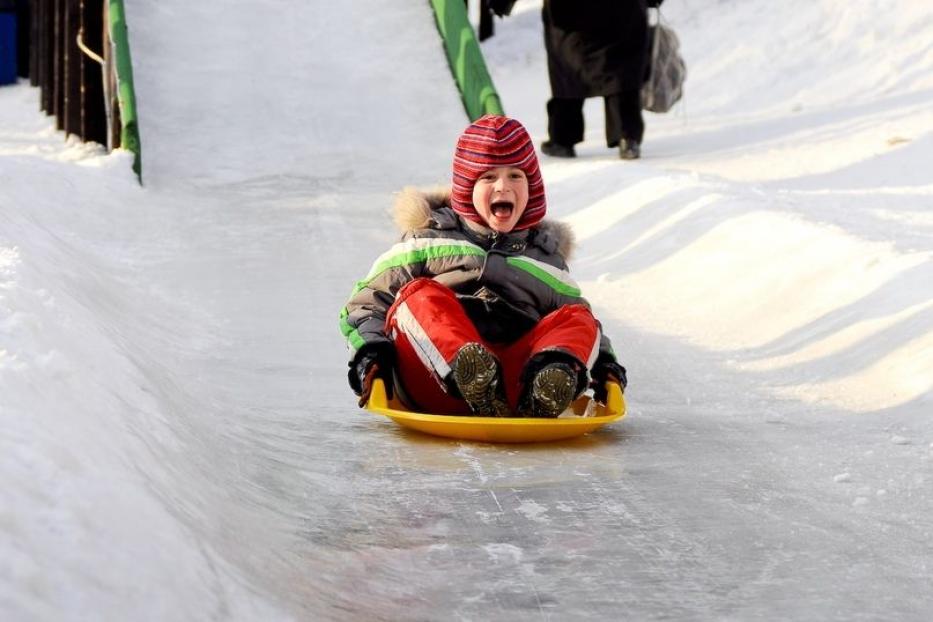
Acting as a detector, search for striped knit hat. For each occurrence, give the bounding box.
[451,115,546,230]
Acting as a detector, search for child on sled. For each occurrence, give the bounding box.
[340,115,626,417]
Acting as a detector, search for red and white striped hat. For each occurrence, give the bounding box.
[451,115,546,230]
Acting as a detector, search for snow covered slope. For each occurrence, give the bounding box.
[2,0,932,620]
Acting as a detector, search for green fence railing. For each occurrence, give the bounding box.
[428,0,504,120]
[107,0,141,181]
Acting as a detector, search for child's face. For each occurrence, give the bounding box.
[472,166,529,233]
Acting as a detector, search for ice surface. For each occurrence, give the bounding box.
[2,0,933,620]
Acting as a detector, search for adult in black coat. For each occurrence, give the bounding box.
[541,0,662,160]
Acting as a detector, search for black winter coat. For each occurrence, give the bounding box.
[543,0,650,98]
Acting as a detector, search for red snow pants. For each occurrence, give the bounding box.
[385,278,601,414]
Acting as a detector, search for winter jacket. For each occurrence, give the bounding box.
[543,0,650,98]
[340,187,616,365]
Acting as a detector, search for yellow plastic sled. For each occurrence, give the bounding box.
[365,378,626,443]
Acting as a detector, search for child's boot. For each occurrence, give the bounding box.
[451,343,511,417]
[522,354,586,418]
[529,362,577,417]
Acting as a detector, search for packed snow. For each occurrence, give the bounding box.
[2,0,932,620]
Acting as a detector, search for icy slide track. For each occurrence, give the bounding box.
[3,0,933,620]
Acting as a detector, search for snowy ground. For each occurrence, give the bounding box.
[2,0,932,620]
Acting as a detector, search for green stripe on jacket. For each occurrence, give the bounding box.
[342,243,486,351]
[350,244,486,296]
[506,257,582,297]
[339,308,366,351]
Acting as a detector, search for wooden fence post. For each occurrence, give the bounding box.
[53,0,63,127]
[79,0,104,144]
[39,0,53,112]
[28,0,38,85]
[63,0,80,136]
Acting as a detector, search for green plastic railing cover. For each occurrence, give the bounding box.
[108,0,141,181]
[429,0,504,120]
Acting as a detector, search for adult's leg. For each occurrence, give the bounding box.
[546,97,586,147]
[604,89,645,147]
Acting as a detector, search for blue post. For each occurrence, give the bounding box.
[0,0,16,85]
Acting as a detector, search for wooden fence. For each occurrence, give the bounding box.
[16,0,140,180]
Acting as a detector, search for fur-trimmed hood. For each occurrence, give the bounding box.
[392,186,575,259]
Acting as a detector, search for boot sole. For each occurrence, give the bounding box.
[532,366,576,418]
[453,344,509,417]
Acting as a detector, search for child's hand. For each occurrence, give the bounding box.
[348,345,395,407]
[590,354,628,403]
[357,362,386,407]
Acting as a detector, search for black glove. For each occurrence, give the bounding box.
[589,352,628,404]
[348,344,395,408]
[489,0,517,17]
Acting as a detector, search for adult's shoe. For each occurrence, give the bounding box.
[619,139,641,160]
[541,140,576,158]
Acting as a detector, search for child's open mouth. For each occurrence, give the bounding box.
[490,201,514,219]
